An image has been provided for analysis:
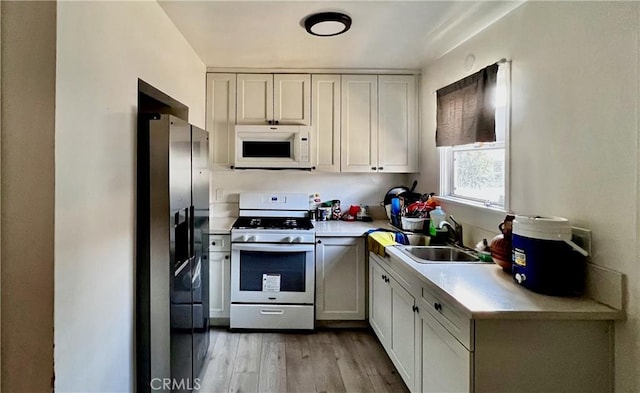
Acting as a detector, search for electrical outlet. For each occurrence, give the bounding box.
[215,188,224,201]
[571,226,592,256]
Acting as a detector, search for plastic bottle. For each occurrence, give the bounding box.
[429,206,446,236]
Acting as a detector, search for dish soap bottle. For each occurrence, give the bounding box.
[429,206,446,236]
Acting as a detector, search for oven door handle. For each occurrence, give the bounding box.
[232,243,314,253]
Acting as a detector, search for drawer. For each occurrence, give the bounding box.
[370,252,417,293]
[230,304,314,330]
[208,234,230,252]
[419,284,473,350]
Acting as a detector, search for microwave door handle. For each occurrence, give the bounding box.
[232,243,314,253]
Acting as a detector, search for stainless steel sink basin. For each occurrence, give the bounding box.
[399,245,484,263]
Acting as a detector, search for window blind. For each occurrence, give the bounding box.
[436,64,499,147]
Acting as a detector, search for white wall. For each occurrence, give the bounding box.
[211,171,412,218]
[55,2,205,392]
[419,2,639,391]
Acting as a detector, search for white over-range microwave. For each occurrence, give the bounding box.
[233,125,315,170]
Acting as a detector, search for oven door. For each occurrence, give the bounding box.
[231,242,314,304]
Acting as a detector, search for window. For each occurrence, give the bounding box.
[439,62,510,209]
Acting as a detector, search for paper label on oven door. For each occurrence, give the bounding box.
[262,274,281,292]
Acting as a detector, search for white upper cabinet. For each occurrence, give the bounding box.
[206,73,236,170]
[312,74,341,172]
[378,75,418,173]
[341,75,378,172]
[207,71,418,172]
[237,73,310,125]
[341,74,418,173]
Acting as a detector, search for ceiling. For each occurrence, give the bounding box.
[158,1,524,70]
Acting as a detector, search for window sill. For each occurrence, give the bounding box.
[436,195,509,214]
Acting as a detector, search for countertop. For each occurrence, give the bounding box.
[208,217,236,234]
[385,246,624,321]
[313,219,393,236]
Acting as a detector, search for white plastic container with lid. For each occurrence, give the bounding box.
[429,206,446,236]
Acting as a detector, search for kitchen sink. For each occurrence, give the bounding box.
[398,245,486,263]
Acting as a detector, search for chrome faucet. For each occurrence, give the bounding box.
[439,215,464,247]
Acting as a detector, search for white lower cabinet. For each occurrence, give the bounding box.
[209,234,231,324]
[389,276,419,391]
[369,254,419,392]
[371,251,615,393]
[315,237,365,320]
[369,259,392,340]
[421,309,472,393]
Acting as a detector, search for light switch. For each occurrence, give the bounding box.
[215,188,224,201]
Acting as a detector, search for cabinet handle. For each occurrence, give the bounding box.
[275,120,279,125]
[211,241,216,246]
[371,167,377,171]
[412,305,419,313]
[317,240,322,244]
[224,255,229,260]
[267,120,273,125]
[378,167,384,170]
[433,302,442,312]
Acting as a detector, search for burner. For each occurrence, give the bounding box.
[249,218,262,227]
[232,216,314,230]
[283,219,298,228]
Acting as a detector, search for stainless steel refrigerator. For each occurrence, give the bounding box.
[137,114,210,393]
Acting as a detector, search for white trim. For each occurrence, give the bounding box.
[207,67,421,75]
[438,61,512,211]
[437,195,508,214]
[503,60,512,212]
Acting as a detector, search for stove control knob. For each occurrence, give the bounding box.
[241,235,255,242]
[285,236,294,243]
[294,237,303,243]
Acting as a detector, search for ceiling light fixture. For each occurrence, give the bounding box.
[304,12,352,37]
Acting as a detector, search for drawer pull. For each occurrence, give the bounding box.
[260,309,284,315]
[412,305,419,313]
[211,241,216,246]
[433,302,442,312]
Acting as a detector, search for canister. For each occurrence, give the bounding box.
[511,215,588,296]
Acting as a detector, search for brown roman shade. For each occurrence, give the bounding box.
[436,64,499,147]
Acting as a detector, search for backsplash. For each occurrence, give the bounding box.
[209,170,415,217]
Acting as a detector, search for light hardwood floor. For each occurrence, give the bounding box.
[197,328,410,393]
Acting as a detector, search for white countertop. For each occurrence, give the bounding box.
[385,246,623,320]
[208,217,236,234]
[313,219,392,236]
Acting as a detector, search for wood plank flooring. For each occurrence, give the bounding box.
[197,328,410,393]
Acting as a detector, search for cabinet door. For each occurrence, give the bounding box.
[341,75,378,172]
[378,75,418,173]
[274,74,310,125]
[315,237,365,320]
[209,251,231,321]
[236,73,273,125]
[206,73,236,170]
[312,74,341,171]
[421,311,472,393]
[390,277,418,391]
[369,258,392,347]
